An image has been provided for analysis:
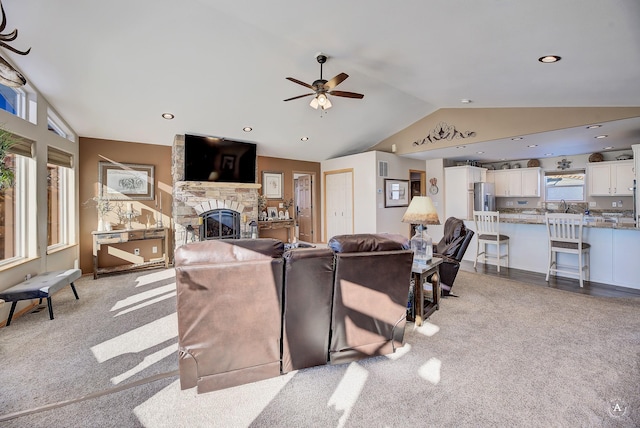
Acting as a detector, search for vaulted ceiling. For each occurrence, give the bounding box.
[4,0,640,162]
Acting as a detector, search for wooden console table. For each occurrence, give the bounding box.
[258,220,295,242]
[92,228,169,279]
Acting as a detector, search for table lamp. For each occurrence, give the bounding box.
[401,196,440,265]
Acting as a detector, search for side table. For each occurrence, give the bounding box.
[411,257,443,326]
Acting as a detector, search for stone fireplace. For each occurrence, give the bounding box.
[172,135,261,249]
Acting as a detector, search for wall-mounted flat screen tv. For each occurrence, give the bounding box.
[184,134,257,183]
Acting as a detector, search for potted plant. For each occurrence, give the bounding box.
[282,198,294,219]
[0,126,18,190]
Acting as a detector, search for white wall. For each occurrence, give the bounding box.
[375,152,425,236]
[321,151,424,240]
[1,59,79,323]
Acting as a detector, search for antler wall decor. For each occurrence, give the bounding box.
[0,1,31,87]
[413,122,476,146]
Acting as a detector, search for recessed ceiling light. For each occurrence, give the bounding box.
[544,153,553,156]
[511,137,523,141]
[538,55,561,63]
[243,126,253,132]
[603,146,613,150]
[476,151,484,154]
[499,158,506,161]
[527,144,538,148]
[300,136,309,141]
[586,125,602,129]
[595,135,608,139]
[161,113,174,120]
[461,99,472,104]
[456,146,466,149]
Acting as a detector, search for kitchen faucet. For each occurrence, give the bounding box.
[560,199,569,213]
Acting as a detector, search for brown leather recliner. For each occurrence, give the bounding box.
[281,247,335,373]
[175,238,285,393]
[432,217,474,296]
[328,234,414,365]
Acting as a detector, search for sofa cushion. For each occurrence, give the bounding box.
[328,233,409,253]
[175,238,284,266]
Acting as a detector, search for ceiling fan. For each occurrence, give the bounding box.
[284,54,364,110]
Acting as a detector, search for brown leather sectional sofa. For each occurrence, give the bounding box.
[175,233,413,394]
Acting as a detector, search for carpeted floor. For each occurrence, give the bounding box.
[0,268,638,427]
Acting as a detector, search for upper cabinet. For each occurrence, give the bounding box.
[588,160,634,196]
[487,167,540,197]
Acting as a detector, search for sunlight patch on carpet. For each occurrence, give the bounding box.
[111,343,177,385]
[91,313,178,363]
[133,374,295,426]
[418,357,442,385]
[114,291,176,317]
[415,321,440,337]
[327,362,369,428]
[386,343,411,360]
[111,283,176,311]
[134,268,176,288]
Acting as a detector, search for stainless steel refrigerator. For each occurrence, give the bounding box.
[474,182,496,212]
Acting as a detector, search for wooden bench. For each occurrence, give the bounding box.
[0,269,82,326]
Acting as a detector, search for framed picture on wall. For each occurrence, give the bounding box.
[262,171,283,199]
[267,206,278,219]
[384,179,409,208]
[99,161,155,200]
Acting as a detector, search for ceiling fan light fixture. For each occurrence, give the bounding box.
[538,55,561,63]
[309,97,319,109]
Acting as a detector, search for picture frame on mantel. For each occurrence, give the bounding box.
[384,178,409,208]
[262,171,283,199]
[99,161,155,200]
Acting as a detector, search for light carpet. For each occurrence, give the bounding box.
[0,268,638,427]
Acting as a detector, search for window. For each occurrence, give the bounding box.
[545,170,586,202]
[47,147,74,250]
[0,84,26,118]
[0,152,31,265]
[47,108,74,141]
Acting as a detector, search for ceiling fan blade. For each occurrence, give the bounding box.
[325,73,349,90]
[284,93,315,102]
[328,90,364,99]
[286,77,314,90]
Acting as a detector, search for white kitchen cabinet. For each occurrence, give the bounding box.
[520,168,541,197]
[445,166,486,220]
[490,167,540,197]
[587,160,634,196]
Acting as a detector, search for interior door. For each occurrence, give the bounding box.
[325,170,353,241]
[296,174,313,242]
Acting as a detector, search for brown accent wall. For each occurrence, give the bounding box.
[78,140,321,273]
[257,156,321,243]
[78,138,173,274]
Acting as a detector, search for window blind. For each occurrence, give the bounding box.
[47,146,73,168]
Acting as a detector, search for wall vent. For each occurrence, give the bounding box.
[378,161,388,177]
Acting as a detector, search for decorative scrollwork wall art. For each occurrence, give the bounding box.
[557,158,572,170]
[413,122,476,146]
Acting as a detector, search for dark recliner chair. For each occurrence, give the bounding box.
[433,217,474,296]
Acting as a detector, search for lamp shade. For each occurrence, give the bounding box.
[401,196,440,225]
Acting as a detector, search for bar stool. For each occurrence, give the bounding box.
[473,210,509,272]
[545,213,590,287]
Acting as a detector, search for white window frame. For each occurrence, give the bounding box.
[544,170,586,202]
[0,154,32,266]
[46,164,72,251]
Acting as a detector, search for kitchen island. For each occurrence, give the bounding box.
[457,212,639,290]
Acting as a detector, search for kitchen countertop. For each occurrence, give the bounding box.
[497,211,637,230]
